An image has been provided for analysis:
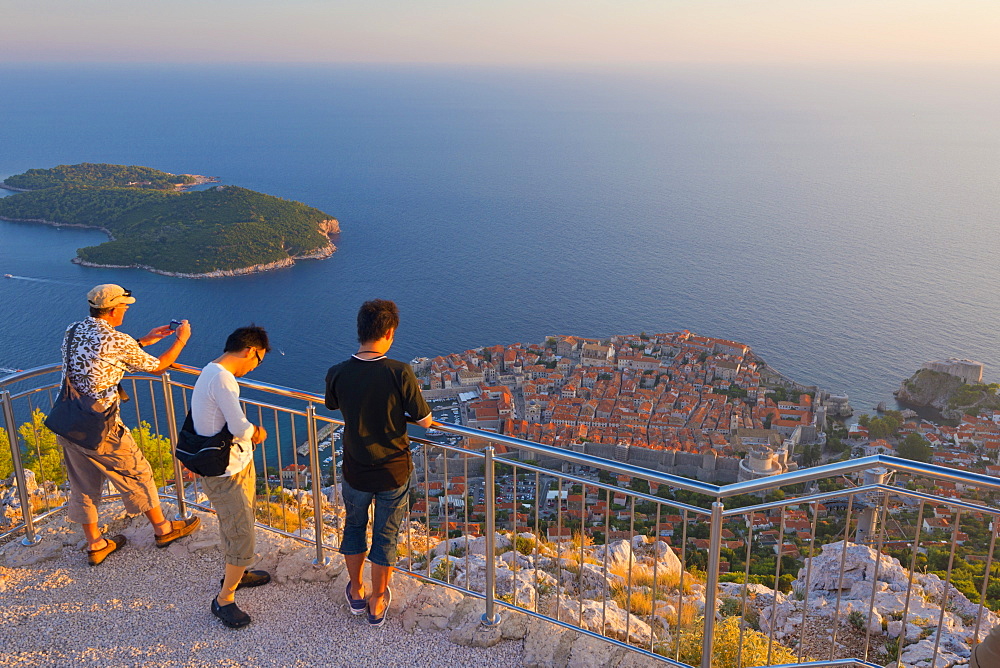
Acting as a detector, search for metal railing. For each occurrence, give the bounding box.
[2,362,997,668]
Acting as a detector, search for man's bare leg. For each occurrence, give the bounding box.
[82,522,106,551]
[346,552,367,600]
[218,563,245,606]
[145,506,183,536]
[369,563,393,616]
[83,506,178,549]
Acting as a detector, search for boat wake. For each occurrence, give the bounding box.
[3,274,81,285]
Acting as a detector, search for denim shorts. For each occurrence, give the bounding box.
[339,478,410,567]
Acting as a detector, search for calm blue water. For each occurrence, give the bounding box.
[2,64,1000,416]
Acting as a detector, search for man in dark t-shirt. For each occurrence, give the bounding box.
[325,299,432,627]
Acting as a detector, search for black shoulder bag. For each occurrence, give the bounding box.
[44,323,119,450]
[174,412,234,477]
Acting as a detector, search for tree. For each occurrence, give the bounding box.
[18,408,66,486]
[629,478,650,494]
[130,421,175,487]
[0,424,12,479]
[898,432,933,463]
[801,443,822,467]
[764,489,785,503]
[9,411,174,489]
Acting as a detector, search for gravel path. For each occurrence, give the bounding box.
[0,511,526,668]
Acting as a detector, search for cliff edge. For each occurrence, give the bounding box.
[895,368,1000,419]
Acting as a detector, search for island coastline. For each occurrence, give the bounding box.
[69,241,336,278]
[0,215,117,240]
[0,214,338,279]
[1,173,218,193]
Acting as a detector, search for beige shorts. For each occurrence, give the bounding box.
[201,461,257,567]
[60,424,160,525]
[972,623,1000,668]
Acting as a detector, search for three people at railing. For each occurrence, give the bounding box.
[45,287,1000,653]
[54,284,201,566]
[55,289,434,630]
[190,325,273,629]
[325,299,433,626]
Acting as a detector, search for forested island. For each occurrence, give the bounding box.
[1,163,201,191]
[0,163,339,277]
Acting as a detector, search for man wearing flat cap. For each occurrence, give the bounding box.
[59,283,200,565]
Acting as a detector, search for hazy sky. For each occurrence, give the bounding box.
[1,0,998,65]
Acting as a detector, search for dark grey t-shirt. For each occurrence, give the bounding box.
[324,356,431,492]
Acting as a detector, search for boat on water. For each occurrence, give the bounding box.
[425,427,443,436]
[3,274,13,279]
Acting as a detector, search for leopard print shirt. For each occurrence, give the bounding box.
[61,317,160,406]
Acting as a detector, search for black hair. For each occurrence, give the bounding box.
[89,306,114,317]
[357,299,399,343]
[224,324,271,353]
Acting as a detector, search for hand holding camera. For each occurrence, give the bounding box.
[141,319,191,347]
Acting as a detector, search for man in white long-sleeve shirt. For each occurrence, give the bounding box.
[191,325,271,629]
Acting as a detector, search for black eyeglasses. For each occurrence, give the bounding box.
[253,349,263,366]
[121,288,132,297]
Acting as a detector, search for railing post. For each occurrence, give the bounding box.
[160,373,190,520]
[2,390,41,545]
[306,404,329,565]
[700,500,724,668]
[480,444,501,627]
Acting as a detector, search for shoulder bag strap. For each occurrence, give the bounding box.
[60,323,83,398]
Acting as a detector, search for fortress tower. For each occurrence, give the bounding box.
[922,358,984,385]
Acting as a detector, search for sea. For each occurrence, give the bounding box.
[2,63,999,419]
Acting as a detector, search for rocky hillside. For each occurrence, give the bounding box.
[895,368,1000,419]
[4,471,996,668]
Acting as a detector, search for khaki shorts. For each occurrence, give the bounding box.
[60,423,160,525]
[201,461,257,567]
[972,622,1000,668]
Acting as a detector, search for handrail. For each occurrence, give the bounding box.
[7,362,1000,502]
[5,359,1000,668]
[168,363,326,404]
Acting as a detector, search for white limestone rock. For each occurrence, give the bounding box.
[556,597,652,645]
[595,539,635,567]
[887,620,923,642]
[565,631,627,668]
[795,540,910,594]
[466,532,512,556]
[401,585,466,632]
[0,537,63,567]
[431,535,472,557]
[522,616,575,668]
[899,638,963,667]
[273,546,343,583]
[650,539,684,578]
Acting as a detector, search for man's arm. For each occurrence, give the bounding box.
[213,373,256,443]
[401,365,433,428]
[324,366,339,410]
[150,320,191,373]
